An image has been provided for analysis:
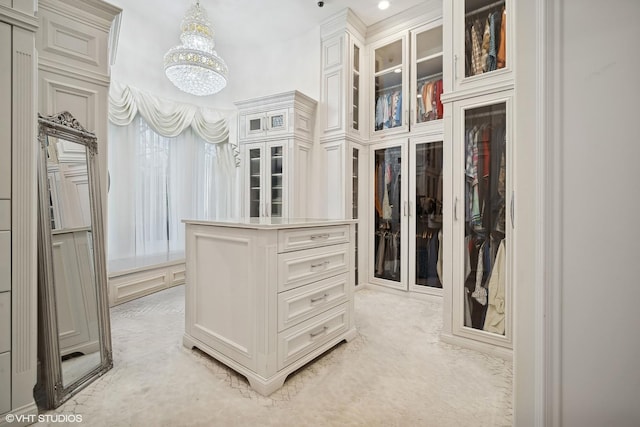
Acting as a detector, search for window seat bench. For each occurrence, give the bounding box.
[107,251,185,306]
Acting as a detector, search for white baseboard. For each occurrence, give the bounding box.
[0,402,38,427]
[440,332,513,361]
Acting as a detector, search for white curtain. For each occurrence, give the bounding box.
[108,83,238,262]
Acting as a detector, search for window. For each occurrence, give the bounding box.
[108,115,237,261]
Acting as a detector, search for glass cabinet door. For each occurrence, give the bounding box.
[352,147,359,285]
[411,140,444,291]
[372,144,405,286]
[461,101,507,336]
[269,144,284,218]
[351,43,361,132]
[413,24,444,126]
[248,146,262,218]
[463,0,507,79]
[372,37,406,134]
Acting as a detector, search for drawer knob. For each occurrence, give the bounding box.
[309,326,328,339]
[310,293,329,304]
[310,234,330,240]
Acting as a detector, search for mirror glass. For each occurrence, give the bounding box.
[37,112,112,409]
[46,136,101,387]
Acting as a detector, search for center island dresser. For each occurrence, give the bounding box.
[182,218,358,395]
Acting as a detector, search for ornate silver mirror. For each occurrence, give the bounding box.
[36,111,112,408]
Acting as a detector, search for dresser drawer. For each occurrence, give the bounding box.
[278,225,349,253]
[277,302,348,370]
[277,244,349,292]
[0,292,9,353]
[278,273,348,332]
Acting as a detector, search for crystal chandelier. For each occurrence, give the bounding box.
[164,1,228,96]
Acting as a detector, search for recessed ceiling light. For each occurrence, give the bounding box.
[378,1,390,10]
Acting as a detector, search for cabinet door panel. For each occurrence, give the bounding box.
[412,22,444,129]
[245,144,263,218]
[0,232,9,292]
[243,112,265,139]
[0,351,9,414]
[452,93,513,349]
[0,292,9,353]
[267,143,286,218]
[0,23,10,199]
[370,34,409,136]
[410,139,444,294]
[452,0,512,91]
[371,143,408,289]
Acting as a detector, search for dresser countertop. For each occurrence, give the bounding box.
[182,217,357,229]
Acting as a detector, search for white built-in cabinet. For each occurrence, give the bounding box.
[36,0,122,227]
[319,10,370,286]
[236,91,316,219]
[0,3,38,421]
[319,0,514,356]
[320,4,445,291]
[441,0,514,356]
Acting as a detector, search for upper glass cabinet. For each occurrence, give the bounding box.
[371,22,445,137]
[371,35,408,136]
[242,109,288,140]
[412,22,444,129]
[452,0,511,91]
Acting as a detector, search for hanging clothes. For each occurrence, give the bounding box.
[483,240,506,334]
[465,5,505,77]
[497,7,506,69]
[382,163,392,220]
[485,12,498,72]
[375,90,403,131]
[471,241,488,306]
[480,15,491,73]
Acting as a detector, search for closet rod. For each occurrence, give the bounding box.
[417,72,443,83]
[375,83,402,93]
[465,109,505,119]
[465,0,505,17]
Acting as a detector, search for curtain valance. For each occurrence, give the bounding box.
[109,82,239,165]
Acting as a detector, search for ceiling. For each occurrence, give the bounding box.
[116,0,427,47]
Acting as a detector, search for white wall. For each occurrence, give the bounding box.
[517,1,640,425]
[559,1,640,425]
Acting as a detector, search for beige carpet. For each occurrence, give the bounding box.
[40,285,512,426]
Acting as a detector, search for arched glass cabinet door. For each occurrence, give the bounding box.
[35,111,112,409]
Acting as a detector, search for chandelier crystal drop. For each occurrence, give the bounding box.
[164,1,228,96]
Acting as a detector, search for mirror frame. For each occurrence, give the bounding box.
[36,111,113,408]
